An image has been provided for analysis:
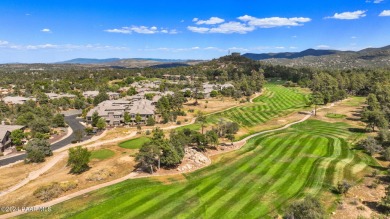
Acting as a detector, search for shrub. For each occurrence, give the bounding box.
[384,147,390,161]
[145,130,151,135]
[284,196,324,219]
[335,180,352,195]
[59,180,78,192]
[67,146,91,174]
[357,137,382,156]
[184,119,188,122]
[33,181,78,202]
[33,182,62,202]
[0,152,3,156]
[176,121,181,125]
[24,138,52,163]
[86,169,114,181]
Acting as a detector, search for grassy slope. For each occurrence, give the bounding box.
[207,82,309,127]
[118,137,151,149]
[21,120,376,219]
[90,149,115,160]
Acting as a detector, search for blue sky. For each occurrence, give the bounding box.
[0,0,389,63]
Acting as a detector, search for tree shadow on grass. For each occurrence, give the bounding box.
[348,127,367,133]
[346,117,361,121]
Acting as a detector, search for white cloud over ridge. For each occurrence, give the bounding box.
[326,10,367,20]
[105,26,177,34]
[379,10,390,16]
[238,15,311,28]
[188,15,311,34]
[0,40,129,51]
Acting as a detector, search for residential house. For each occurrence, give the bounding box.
[0,125,25,152]
[45,93,76,100]
[86,98,155,126]
[82,91,99,99]
[2,96,36,105]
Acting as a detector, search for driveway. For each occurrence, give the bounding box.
[0,115,88,166]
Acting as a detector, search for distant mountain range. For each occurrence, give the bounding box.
[242,49,345,60]
[242,45,390,69]
[57,58,193,64]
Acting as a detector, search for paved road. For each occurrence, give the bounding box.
[0,115,87,167]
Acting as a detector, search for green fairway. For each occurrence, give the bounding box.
[22,120,375,219]
[90,149,115,160]
[119,137,151,149]
[208,83,309,127]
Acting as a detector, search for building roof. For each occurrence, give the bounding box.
[2,96,36,104]
[83,91,99,97]
[0,125,24,141]
[45,93,76,99]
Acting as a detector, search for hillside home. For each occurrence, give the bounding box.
[86,99,155,126]
[0,125,25,152]
[45,93,76,100]
[2,96,36,105]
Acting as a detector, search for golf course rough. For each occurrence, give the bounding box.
[22,120,372,219]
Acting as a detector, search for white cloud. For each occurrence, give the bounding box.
[0,40,9,46]
[209,22,255,34]
[180,20,185,23]
[188,21,254,34]
[0,40,129,51]
[105,28,131,34]
[105,26,176,34]
[275,46,285,49]
[379,10,390,16]
[351,36,357,39]
[374,0,384,3]
[238,15,311,28]
[192,18,199,22]
[325,10,367,20]
[41,28,51,33]
[316,45,330,49]
[187,26,210,33]
[195,17,225,25]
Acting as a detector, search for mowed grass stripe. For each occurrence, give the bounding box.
[144,135,295,219]
[210,82,309,127]
[209,135,320,218]
[184,134,309,218]
[234,136,325,218]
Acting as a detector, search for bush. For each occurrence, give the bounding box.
[357,137,382,156]
[0,152,3,156]
[335,180,352,195]
[384,147,390,161]
[33,181,78,202]
[145,130,151,135]
[67,146,91,174]
[24,138,52,163]
[33,182,62,202]
[184,119,188,122]
[284,196,324,219]
[59,180,78,192]
[86,169,114,181]
[176,121,181,125]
